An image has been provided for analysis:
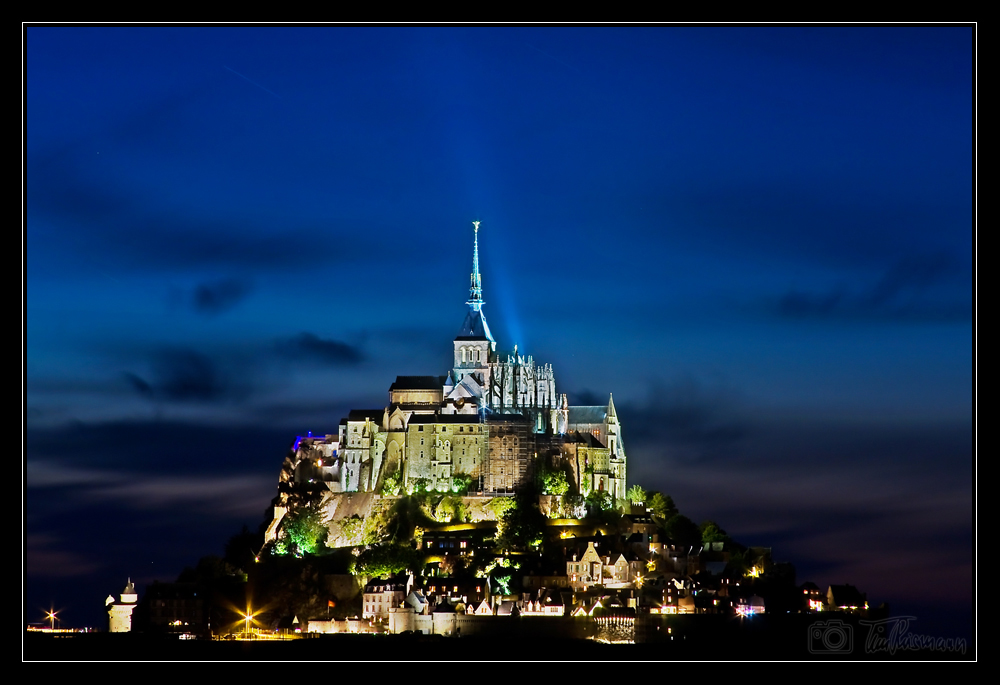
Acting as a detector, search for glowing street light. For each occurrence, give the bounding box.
[238,603,262,639]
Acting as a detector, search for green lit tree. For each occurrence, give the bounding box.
[647,491,678,523]
[700,520,730,544]
[408,477,431,495]
[282,502,327,555]
[496,497,546,552]
[585,489,613,514]
[381,469,403,496]
[433,495,467,523]
[542,469,570,496]
[352,542,424,578]
[580,465,594,497]
[627,484,647,505]
[488,496,516,519]
[451,474,473,494]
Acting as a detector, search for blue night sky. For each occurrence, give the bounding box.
[25,26,974,638]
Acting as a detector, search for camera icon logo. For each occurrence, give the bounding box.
[808,619,853,654]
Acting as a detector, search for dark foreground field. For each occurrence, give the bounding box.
[25,614,973,662]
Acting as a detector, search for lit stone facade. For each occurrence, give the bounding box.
[285,223,627,500]
[106,579,138,633]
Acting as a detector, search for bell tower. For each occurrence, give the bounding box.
[453,221,494,390]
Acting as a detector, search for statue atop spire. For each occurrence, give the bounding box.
[468,221,483,311]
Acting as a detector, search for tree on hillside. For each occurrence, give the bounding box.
[663,514,701,547]
[352,542,424,579]
[451,474,473,494]
[384,495,436,543]
[496,496,546,552]
[700,520,729,544]
[381,468,403,496]
[434,495,467,523]
[627,484,647,505]
[408,477,431,495]
[585,489,613,514]
[541,468,570,496]
[647,491,678,523]
[283,502,327,556]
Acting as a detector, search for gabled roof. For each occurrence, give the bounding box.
[405,591,429,611]
[567,406,608,424]
[389,376,447,391]
[495,600,520,616]
[828,584,866,607]
[408,413,482,425]
[364,576,408,593]
[345,409,384,422]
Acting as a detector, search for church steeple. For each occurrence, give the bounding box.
[455,221,495,344]
[452,222,495,402]
[468,220,483,311]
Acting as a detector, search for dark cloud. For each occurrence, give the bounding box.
[275,332,364,366]
[123,371,154,399]
[126,348,242,403]
[616,378,749,461]
[193,278,252,315]
[862,254,957,306]
[153,349,226,401]
[24,419,293,476]
[245,398,381,433]
[776,254,971,322]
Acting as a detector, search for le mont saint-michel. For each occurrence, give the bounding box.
[96,222,876,654]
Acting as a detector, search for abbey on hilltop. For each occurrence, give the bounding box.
[285,222,626,503]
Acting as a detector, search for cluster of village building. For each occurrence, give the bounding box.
[305,513,868,637]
